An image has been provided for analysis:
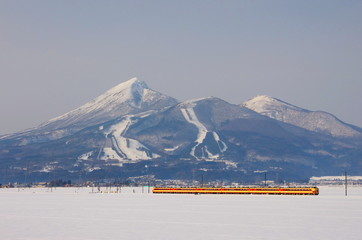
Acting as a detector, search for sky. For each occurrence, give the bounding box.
[0,0,361,135]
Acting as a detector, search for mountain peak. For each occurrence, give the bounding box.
[243,95,361,138]
[106,77,149,95]
[243,95,303,113]
[38,77,178,131]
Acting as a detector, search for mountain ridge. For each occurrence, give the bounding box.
[1,78,361,183]
[39,77,179,131]
[1,78,179,145]
[242,95,362,138]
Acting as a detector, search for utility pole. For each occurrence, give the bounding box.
[345,171,348,197]
[192,169,195,186]
[264,172,267,187]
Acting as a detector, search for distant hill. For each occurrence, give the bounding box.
[243,95,362,138]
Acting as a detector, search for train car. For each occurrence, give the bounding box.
[152,187,319,195]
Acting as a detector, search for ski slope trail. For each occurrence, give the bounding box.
[181,107,227,160]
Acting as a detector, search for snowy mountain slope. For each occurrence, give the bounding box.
[103,115,159,162]
[180,105,227,160]
[124,97,325,163]
[1,78,362,183]
[1,78,178,145]
[243,95,362,138]
[105,98,244,170]
[77,115,160,165]
[120,96,362,177]
[40,77,178,131]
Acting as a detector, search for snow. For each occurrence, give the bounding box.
[77,115,160,163]
[164,144,182,152]
[78,151,94,160]
[181,108,208,159]
[106,77,145,95]
[212,132,228,152]
[180,107,228,160]
[181,96,216,105]
[1,186,361,240]
[38,166,53,173]
[243,95,301,113]
[311,176,362,181]
[85,167,101,172]
[40,77,149,128]
[104,117,159,162]
[142,88,173,105]
[0,134,10,139]
[243,95,361,137]
[100,148,123,161]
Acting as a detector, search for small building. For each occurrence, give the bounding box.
[309,176,362,185]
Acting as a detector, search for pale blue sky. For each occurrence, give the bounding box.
[1,0,361,135]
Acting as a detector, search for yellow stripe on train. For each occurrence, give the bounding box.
[152,187,319,195]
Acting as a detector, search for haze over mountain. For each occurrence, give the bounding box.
[1,78,361,183]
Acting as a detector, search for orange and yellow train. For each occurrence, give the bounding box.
[152,187,319,195]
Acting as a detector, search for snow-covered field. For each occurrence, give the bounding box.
[1,186,361,240]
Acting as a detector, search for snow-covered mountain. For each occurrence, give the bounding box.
[243,95,362,138]
[78,113,161,167]
[40,77,178,131]
[124,97,265,162]
[3,78,178,144]
[1,79,362,183]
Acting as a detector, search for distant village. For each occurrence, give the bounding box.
[1,175,362,189]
